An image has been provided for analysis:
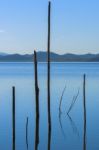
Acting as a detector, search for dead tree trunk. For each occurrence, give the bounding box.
[47,1,51,150]
[83,74,86,150]
[12,86,15,150]
[34,50,39,150]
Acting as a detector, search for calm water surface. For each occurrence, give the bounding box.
[0,62,99,150]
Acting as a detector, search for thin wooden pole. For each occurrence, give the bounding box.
[12,86,15,150]
[83,74,86,150]
[34,50,39,150]
[47,1,51,150]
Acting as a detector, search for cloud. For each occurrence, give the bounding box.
[0,30,5,33]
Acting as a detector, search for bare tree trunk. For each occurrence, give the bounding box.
[12,86,15,150]
[47,1,51,150]
[83,74,86,150]
[34,51,39,150]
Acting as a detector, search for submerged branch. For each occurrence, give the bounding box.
[67,88,80,115]
[59,85,66,114]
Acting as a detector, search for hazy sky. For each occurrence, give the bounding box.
[0,0,99,54]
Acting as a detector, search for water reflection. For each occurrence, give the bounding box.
[59,113,66,138]
[48,124,51,150]
[67,114,79,137]
[35,112,39,150]
[26,117,28,150]
[59,85,66,138]
[66,88,80,137]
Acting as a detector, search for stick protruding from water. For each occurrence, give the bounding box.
[12,86,15,150]
[47,1,51,150]
[83,74,86,150]
[34,50,40,150]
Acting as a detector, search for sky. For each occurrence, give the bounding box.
[0,0,99,54]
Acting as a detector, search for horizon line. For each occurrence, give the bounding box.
[0,51,99,55]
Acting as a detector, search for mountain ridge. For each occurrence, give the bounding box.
[0,52,99,62]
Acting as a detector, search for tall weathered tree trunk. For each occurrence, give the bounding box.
[47,1,51,150]
[34,51,39,150]
[12,86,15,150]
[83,74,86,150]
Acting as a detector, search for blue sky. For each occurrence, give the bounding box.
[0,0,99,54]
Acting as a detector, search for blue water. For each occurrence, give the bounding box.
[0,62,99,150]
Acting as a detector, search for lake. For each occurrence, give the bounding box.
[0,62,99,150]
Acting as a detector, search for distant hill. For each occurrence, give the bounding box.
[0,52,99,62]
[0,52,8,56]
